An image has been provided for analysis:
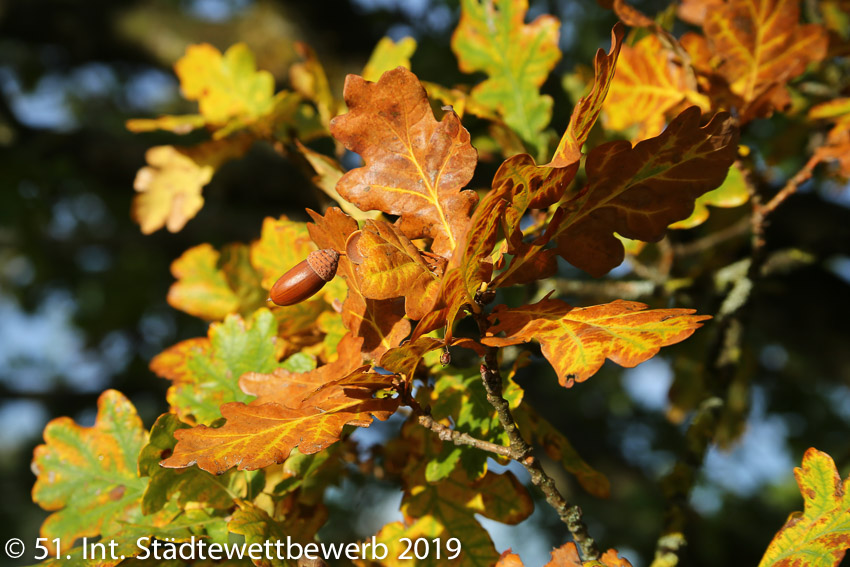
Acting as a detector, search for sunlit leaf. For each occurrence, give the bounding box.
[330,67,478,258]
[289,42,340,131]
[249,216,316,290]
[239,333,365,405]
[175,43,276,127]
[703,0,828,119]
[603,34,703,140]
[354,219,443,320]
[363,36,417,82]
[483,298,710,387]
[161,370,399,474]
[132,136,251,234]
[452,0,561,149]
[150,309,282,424]
[758,448,850,567]
[308,208,411,360]
[32,390,148,551]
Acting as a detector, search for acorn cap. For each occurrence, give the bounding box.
[306,249,340,281]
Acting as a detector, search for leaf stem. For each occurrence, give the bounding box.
[473,306,601,561]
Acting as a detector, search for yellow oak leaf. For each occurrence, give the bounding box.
[354,219,443,321]
[758,448,850,567]
[131,136,251,234]
[363,36,417,82]
[175,42,276,126]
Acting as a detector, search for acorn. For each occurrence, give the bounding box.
[269,248,340,306]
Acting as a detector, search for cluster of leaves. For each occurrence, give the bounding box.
[29,0,850,565]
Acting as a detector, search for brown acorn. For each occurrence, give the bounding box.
[269,248,339,306]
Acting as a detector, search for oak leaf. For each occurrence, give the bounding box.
[330,67,478,258]
[138,413,237,514]
[31,391,224,563]
[374,422,533,566]
[161,370,399,474]
[150,309,283,424]
[379,336,446,381]
[239,333,365,406]
[552,106,738,276]
[308,208,411,359]
[354,219,444,320]
[497,542,634,566]
[603,34,705,140]
[758,448,850,567]
[451,0,561,149]
[174,43,276,127]
[167,242,266,321]
[249,216,316,290]
[32,390,148,552]
[289,42,340,132]
[484,25,623,287]
[703,0,828,120]
[483,298,710,387]
[363,36,417,83]
[669,161,749,229]
[132,136,251,234]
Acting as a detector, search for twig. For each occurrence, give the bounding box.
[408,398,514,458]
[473,305,600,561]
[673,215,751,257]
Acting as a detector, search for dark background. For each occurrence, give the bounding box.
[1,0,849,565]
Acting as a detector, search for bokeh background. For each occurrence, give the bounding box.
[1,0,849,565]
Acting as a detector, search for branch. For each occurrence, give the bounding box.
[407,398,514,458]
[651,155,819,566]
[473,300,600,561]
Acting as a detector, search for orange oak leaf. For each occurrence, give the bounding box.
[330,67,478,258]
[603,34,704,140]
[703,0,828,119]
[239,333,365,406]
[758,448,850,567]
[483,298,710,387]
[161,370,399,474]
[552,106,738,277]
[307,208,410,360]
[497,542,633,566]
[487,23,623,228]
[354,220,444,321]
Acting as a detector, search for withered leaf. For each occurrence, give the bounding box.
[330,67,478,258]
[553,106,738,276]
